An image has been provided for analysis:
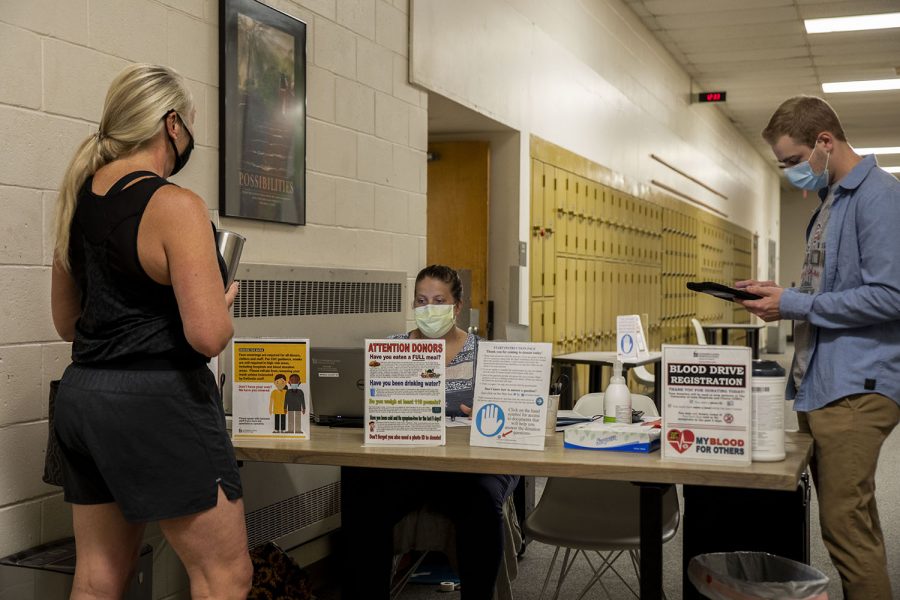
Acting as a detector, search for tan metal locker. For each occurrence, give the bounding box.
[653,269,662,325]
[608,193,617,259]
[544,231,556,298]
[530,160,544,299]
[612,263,622,331]
[588,186,598,257]
[584,183,593,255]
[556,255,568,348]
[543,167,556,297]
[594,261,604,347]
[576,258,587,348]
[554,168,568,256]
[586,260,596,348]
[566,258,577,349]
[544,299,555,345]
[624,196,633,231]
[531,300,543,343]
[602,262,613,343]
[628,270,637,321]
[566,174,577,251]
[614,194,624,259]
[576,178,587,256]
[600,192,608,259]
[634,267,644,320]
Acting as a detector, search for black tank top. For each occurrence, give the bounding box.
[68,171,227,369]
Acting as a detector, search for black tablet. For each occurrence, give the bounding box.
[686,281,762,301]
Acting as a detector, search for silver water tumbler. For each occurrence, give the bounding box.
[215,229,245,288]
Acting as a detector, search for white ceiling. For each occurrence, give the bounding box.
[624,0,900,172]
[424,1,900,174]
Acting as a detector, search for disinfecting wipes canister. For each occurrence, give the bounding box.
[751,360,787,462]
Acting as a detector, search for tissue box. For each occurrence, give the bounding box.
[564,421,660,453]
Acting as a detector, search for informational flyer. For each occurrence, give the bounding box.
[364,339,445,446]
[617,314,649,362]
[469,342,553,451]
[232,338,310,440]
[661,344,751,464]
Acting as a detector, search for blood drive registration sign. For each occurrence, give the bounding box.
[661,345,752,464]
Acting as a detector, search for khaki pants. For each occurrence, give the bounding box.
[798,393,900,600]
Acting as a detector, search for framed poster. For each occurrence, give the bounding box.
[220,0,307,224]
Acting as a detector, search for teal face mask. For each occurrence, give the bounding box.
[784,144,830,191]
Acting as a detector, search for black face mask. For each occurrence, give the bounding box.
[165,111,194,176]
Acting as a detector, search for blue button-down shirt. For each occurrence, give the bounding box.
[780,155,900,412]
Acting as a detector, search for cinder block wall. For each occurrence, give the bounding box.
[0,1,425,598]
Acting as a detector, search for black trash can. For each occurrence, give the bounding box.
[0,538,151,599]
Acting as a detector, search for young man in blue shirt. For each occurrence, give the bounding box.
[737,95,900,600]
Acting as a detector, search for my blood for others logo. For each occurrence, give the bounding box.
[668,428,745,456]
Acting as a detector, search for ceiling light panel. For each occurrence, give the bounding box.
[805,12,900,34]
[822,79,900,93]
[854,147,900,155]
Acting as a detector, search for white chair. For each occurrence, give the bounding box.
[573,392,605,417]
[690,318,708,345]
[523,394,680,600]
[631,364,655,391]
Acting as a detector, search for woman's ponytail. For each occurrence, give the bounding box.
[52,63,194,272]
[53,133,108,272]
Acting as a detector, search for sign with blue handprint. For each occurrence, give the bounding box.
[468,341,553,450]
[475,403,506,437]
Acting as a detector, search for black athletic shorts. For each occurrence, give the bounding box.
[54,364,242,522]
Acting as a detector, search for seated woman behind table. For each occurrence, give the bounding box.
[342,265,518,600]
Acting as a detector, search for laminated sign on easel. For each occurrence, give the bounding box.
[616,314,649,362]
[469,342,553,451]
[661,344,752,465]
[231,338,311,440]
[364,339,446,446]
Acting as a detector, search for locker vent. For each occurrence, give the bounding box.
[244,481,341,548]
[234,280,403,318]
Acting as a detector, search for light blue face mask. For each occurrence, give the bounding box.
[784,144,830,191]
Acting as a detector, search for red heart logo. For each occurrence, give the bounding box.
[667,428,695,454]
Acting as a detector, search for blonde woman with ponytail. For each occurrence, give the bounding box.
[50,64,251,600]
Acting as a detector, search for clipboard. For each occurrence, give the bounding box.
[686,281,762,301]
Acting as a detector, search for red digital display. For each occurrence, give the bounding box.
[698,91,727,103]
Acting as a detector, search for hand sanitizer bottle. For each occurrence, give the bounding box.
[604,361,632,423]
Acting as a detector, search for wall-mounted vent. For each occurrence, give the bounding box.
[244,481,341,549]
[234,280,403,318]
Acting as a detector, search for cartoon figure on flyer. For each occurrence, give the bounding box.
[269,374,287,433]
[285,373,306,434]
